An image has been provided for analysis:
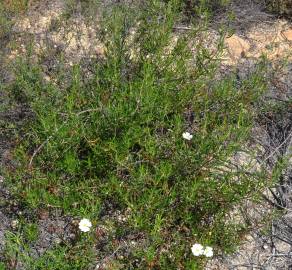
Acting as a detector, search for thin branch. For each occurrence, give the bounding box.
[28,108,103,168]
[264,131,292,162]
[76,108,102,116]
[28,134,54,169]
[173,26,192,31]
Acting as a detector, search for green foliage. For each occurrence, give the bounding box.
[4,0,269,268]
[1,0,30,13]
[1,231,94,270]
[0,0,32,38]
[23,223,39,243]
[0,3,13,42]
[0,262,5,270]
[265,0,292,16]
[179,0,231,19]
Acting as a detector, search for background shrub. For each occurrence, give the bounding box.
[265,0,292,16]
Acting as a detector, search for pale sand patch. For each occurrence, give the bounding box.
[282,28,292,41]
[225,35,251,61]
[223,20,291,65]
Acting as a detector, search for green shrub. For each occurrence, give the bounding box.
[0,0,35,47]
[179,0,231,18]
[0,3,13,42]
[2,231,91,270]
[265,0,292,16]
[5,0,268,268]
[2,0,32,14]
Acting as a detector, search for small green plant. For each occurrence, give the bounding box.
[0,262,5,270]
[1,230,94,270]
[2,0,32,13]
[4,0,269,269]
[1,231,26,269]
[179,0,231,19]
[266,0,292,16]
[0,3,13,42]
[23,223,39,243]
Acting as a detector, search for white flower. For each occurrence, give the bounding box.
[182,132,193,141]
[191,243,204,256]
[203,246,214,257]
[78,218,92,232]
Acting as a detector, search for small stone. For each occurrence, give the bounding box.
[11,220,19,229]
[72,219,79,226]
[54,237,62,244]
[69,233,76,239]
[72,202,78,208]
